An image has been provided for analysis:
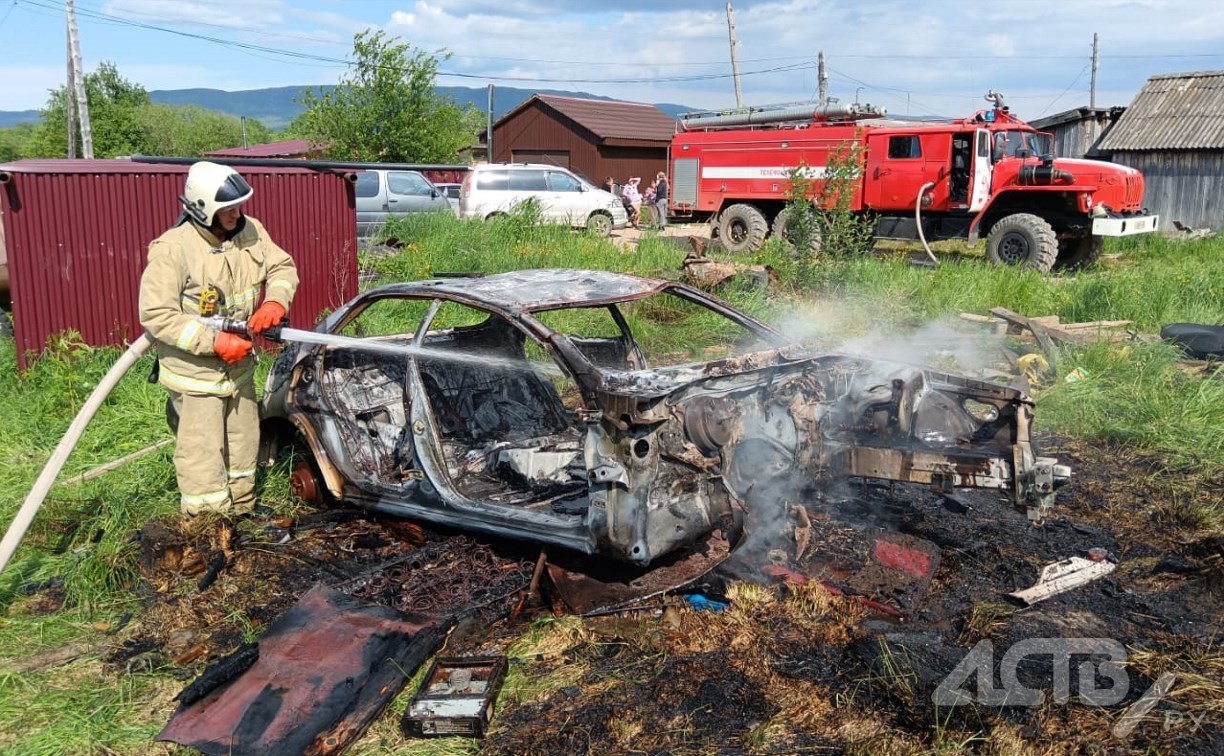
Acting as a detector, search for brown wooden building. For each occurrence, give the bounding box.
[488,94,675,185]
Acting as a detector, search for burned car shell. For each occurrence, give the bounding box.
[263,269,1068,566]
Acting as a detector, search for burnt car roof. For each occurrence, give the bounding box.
[357,269,671,311]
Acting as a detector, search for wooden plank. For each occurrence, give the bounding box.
[62,439,173,486]
[958,312,996,324]
[990,307,1056,357]
[1058,320,1132,332]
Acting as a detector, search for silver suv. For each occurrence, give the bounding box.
[354,169,451,237]
[459,164,628,235]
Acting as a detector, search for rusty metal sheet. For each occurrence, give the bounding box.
[158,583,449,756]
[547,531,730,615]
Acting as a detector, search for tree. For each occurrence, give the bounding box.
[135,104,273,157]
[28,62,151,158]
[293,30,476,163]
[0,123,39,162]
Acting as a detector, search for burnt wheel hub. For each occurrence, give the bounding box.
[290,463,324,505]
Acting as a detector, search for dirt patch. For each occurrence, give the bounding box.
[91,436,1222,754]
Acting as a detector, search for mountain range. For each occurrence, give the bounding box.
[0,84,699,130]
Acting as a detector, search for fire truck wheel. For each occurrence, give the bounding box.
[718,204,768,254]
[1053,235,1104,271]
[771,207,823,254]
[985,213,1058,272]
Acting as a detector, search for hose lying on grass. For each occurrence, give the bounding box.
[0,333,154,575]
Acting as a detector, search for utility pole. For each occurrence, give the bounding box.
[486,83,494,163]
[66,0,93,158]
[1090,32,1099,109]
[817,51,827,106]
[726,3,744,108]
[65,23,76,159]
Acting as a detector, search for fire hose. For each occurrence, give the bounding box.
[0,318,426,575]
[915,181,939,265]
[0,333,154,575]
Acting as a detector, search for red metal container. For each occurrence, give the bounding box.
[0,159,357,370]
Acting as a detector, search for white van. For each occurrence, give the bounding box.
[459,164,628,235]
[354,169,451,237]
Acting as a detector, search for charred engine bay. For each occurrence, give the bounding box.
[72,437,1223,755]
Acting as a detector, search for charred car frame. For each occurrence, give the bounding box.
[262,269,1068,566]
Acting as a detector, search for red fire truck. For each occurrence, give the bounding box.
[668,92,1158,272]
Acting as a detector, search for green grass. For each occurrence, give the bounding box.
[0,215,1222,751]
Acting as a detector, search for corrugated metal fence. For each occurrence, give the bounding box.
[0,160,357,370]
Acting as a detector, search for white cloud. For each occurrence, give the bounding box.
[2,0,1222,115]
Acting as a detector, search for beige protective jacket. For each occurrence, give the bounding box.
[138,216,299,396]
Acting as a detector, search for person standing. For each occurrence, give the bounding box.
[641,181,657,227]
[138,161,299,516]
[622,177,643,229]
[653,170,669,231]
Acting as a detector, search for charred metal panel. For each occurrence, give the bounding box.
[0,159,356,370]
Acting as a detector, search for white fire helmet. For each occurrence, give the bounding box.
[180,161,254,226]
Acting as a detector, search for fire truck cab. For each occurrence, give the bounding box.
[668,93,1158,272]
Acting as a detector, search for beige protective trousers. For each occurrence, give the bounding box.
[170,380,259,515]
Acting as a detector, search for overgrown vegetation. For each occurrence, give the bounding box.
[4,62,275,159]
[1,217,1221,753]
[291,30,482,163]
[779,143,876,286]
[810,139,875,259]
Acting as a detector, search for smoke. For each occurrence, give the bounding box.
[720,298,1014,580]
[773,297,1013,379]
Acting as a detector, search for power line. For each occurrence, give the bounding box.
[17,0,815,87]
[0,0,16,30]
[1036,64,1091,118]
[21,0,1224,80]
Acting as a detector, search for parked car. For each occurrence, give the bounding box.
[261,269,1068,566]
[458,164,628,235]
[434,182,462,216]
[354,169,451,237]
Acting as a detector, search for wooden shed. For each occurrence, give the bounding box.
[488,94,675,185]
[1028,106,1125,159]
[1094,70,1224,230]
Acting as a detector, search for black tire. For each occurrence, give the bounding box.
[0,309,11,339]
[1053,234,1104,271]
[771,207,823,255]
[985,213,1058,272]
[586,212,613,237]
[717,204,768,254]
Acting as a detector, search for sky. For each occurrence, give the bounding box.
[1,0,1223,120]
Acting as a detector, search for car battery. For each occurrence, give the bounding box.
[401,655,507,738]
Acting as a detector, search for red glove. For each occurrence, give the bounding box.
[214,330,254,364]
[248,301,286,334]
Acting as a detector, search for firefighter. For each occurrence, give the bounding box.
[138,161,299,516]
